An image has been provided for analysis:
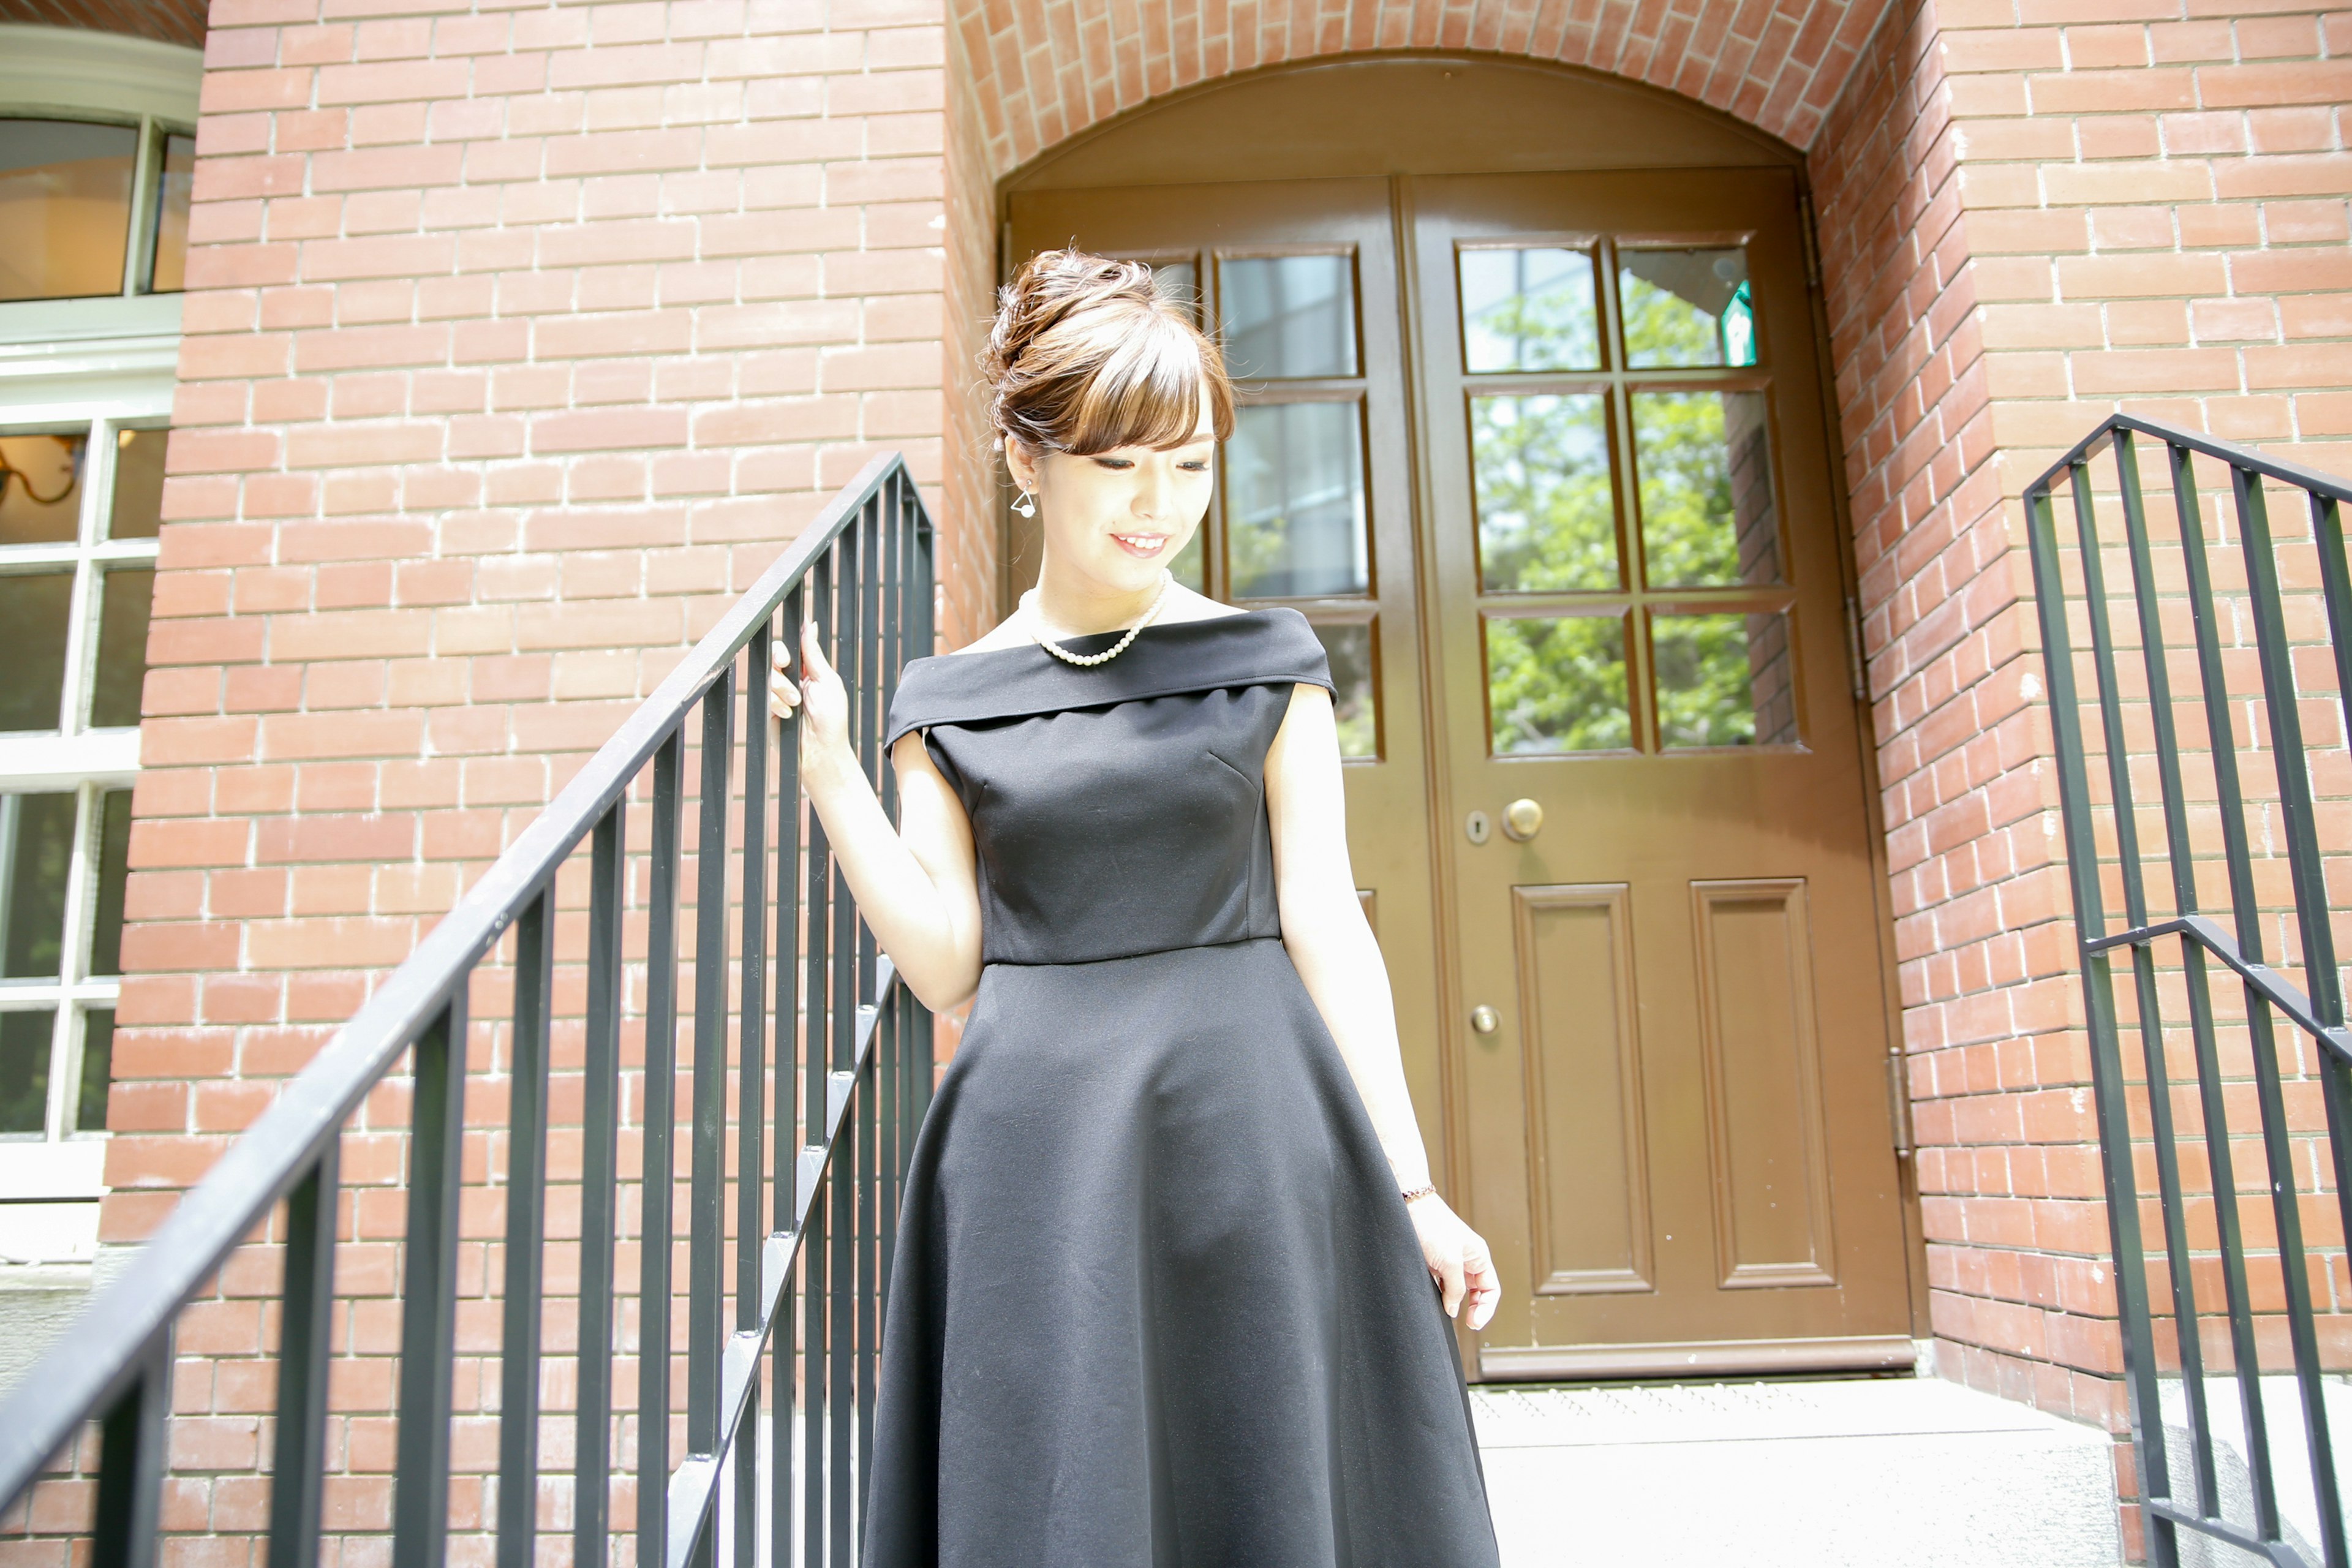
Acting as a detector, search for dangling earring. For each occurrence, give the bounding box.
[1012,490,1037,518]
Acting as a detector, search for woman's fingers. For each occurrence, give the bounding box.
[1435,1248,1467,1320]
[768,637,798,718]
[801,619,835,682]
[1463,1242,1501,1331]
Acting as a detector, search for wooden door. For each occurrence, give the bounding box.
[1005,183,1451,1156]
[1410,170,1914,1377]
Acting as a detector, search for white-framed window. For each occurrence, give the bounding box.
[0,24,197,1264]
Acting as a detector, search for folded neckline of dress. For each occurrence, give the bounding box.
[882,606,1333,747]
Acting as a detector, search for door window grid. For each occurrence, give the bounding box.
[0,413,160,1146]
[1163,249,1382,761]
[1458,236,1798,757]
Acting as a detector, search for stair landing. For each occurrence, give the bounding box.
[1473,1376,2123,1567]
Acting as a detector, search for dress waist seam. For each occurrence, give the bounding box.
[981,932,1284,970]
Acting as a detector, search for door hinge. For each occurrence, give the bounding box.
[1887,1051,1914,1158]
[1844,595,1868,704]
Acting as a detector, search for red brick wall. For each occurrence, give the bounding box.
[953,0,1891,178]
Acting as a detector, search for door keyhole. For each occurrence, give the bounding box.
[1464,810,1491,845]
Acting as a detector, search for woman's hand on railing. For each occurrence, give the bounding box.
[1407,1194,1502,1330]
[771,621,859,789]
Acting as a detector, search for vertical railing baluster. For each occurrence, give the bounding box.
[879,481,904,1308]
[2075,448,2207,1531]
[2226,466,2350,1568]
[2117,434,2233,1521]
[805,546,835,1568]
[268,1144,338,1568]
[391,995,468,1568]
[2305,486,2352,1272]
[2026,473,2180,1568]
[688,671,735,1568]
[739,630,771,1568]
[89,1328,170,1568]
[639,729,685,1561]
[499,888,556,1566]
[2171,441,2290,1544]
[578,804,627,1565]
[774,590,804,1568]
[831,524,862,1564]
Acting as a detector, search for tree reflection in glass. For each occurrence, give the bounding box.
[1486,612,1630,754]
[1632,391,1777,589]
[1472,394,1617,594]
[1460,248,1599,372]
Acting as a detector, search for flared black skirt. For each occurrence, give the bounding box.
[859,936,1500,1568]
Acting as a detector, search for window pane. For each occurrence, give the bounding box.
[1226,402,1368,598]
[1620,247,1756,369]
[91,789,132,978]
[76,1008,112,1133]
[0,793,75,981]
[149,133,194,295]
[1472,394,1618,594]
[1309,620,1377,760]
[1169,528,1205,592]
[0,572,75,731]
[110,426,167,540]
[1632,391,1779,589]
[1218,255,1357,379]
[1147,257,1199,323]
[1461,247,1600,372]
[1655,611,1798,748]
[0,120,137,303]
[1486,613,1631,755]
[92,565,154,729]
[0,1009,54,1134]
[0,431,86,545]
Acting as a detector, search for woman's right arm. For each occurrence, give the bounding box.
[772,620,986,1011]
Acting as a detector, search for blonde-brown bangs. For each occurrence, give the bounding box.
[1055,309,1235,455]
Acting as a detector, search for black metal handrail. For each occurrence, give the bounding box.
[0,453,935,1568]
[2027,413,2352,1568]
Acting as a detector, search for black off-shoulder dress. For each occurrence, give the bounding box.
[859,606,1499,1568]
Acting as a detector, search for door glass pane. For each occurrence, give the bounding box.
[110,426,167,540]
[1169,529,1205,592]
[1218,255,1357,379]
[0,432,86,545]
[1226,402,1368,598]
[1309,620,1377,760]
[1472,394,1617,593]
[0,793,75,980]
[76,1008,112,1133]
[1460,247,1600,372]
[1632,391,1779,588]
[0,1009,54,1134]
[149,133,194,295]
[1486,612,1631,755]
[0,573,75,731]
[0,120,137,303]
[91,789,132,978]
[1655,611,1798,748]
[1147,257,1199,322]
[1619,247,1756,368]
[92,565,154,729]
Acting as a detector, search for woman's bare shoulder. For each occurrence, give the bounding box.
[1152,586,1250,625]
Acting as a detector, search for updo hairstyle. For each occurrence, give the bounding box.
[983,249,1235,459]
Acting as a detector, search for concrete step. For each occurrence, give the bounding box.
[1472,1376,2123,1567]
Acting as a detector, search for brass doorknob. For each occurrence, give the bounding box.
[1469,1005,1500,1035]
[1502,798,1544,841]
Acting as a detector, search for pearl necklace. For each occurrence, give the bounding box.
[1025,573,1176,667]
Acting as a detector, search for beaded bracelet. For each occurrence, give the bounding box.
[1400,1185,1437,1205]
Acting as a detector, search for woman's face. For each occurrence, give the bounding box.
[1010,398,1217,598]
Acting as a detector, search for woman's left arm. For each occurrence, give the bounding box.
[1265,681,1502,1330]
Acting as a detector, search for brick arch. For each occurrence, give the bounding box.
[956,0,1893,178]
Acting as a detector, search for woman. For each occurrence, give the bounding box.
[772,249,1502,1567]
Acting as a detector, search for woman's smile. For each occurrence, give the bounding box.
[1110,530,1170,558]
